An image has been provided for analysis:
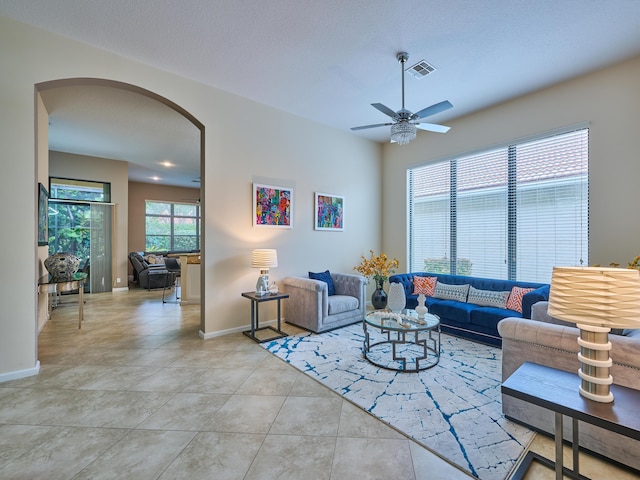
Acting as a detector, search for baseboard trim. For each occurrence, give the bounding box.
[112,287,129,292]
[199,319,278,340]
[0,361,40,384]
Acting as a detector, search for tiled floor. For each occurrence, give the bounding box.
[0,288,637,479]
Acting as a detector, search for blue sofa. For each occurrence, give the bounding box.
[388,272,549,346]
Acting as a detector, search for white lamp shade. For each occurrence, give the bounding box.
[548,266,640,329]
[251,249,278,269]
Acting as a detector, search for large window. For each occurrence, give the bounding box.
[145,201,200,252]
[409,127,588,283]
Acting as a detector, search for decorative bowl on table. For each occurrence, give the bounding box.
[44,253,81,281]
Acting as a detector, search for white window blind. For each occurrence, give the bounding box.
[408,127,588,283]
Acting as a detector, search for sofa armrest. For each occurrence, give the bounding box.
[498,317,640,386]
[521,284,550,318]
[283,276,329,321]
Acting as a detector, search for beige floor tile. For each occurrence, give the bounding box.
[73,429,196,480]
[331,437,416,479]
[269,396,343,436]
[0,426,128,480]
[137,392,230,430]
[181,366,255,394]
[337,400,406,439]
[205,394,286,433]
[235,367,299,396]
[244,434,336,480]
[159,432,265,480]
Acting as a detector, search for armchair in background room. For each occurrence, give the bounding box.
[128,252,175,290]
[283,271,366,333]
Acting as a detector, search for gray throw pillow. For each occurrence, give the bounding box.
[467,286,510,308]
[433,282,469,302]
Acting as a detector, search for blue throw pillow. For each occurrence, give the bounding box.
[309,270,335,296]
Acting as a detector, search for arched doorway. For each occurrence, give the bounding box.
[35,78,205,332]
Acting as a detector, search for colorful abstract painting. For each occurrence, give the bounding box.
[315,192,344,231]
[253,183,293,228]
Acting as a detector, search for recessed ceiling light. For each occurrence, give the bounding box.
[160,161,175,167]
[151,176,161,181]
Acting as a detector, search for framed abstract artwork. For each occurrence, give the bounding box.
[38,182,49,246]
[253,183,293,228]
[314,192,344,231]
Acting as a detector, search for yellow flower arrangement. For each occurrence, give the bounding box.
[354,250,400,285]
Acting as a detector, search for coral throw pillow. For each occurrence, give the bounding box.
[413,276,437,296]
[506,286,535,313]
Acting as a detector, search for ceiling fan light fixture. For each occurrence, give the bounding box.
[390,122,416,145]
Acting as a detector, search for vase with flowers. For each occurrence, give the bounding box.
[354,250,400,309]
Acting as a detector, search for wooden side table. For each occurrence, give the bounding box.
[241,291,289,343]
[502,362,640,480]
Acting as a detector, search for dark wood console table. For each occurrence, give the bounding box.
[502,362,640,480]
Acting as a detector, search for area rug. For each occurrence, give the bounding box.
[263,323,535,480]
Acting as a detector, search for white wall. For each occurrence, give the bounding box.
[0,16,381,380]
[382,55,640,273]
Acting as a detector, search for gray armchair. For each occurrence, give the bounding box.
[283,272,366,333]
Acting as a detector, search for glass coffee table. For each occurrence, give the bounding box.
[363,310,440,372]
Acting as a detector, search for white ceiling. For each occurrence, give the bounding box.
[2,0,640,187]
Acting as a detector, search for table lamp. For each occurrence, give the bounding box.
[251,249,278,296]
[548,266,640,403]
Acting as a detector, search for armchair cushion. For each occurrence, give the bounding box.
[328,295,358,315]
[309,270,335,295]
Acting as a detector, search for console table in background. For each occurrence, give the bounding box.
[502,362,640,480]
[38,272,88,329]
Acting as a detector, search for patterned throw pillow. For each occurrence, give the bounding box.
[467,286,510,308]
[433,282,470,302]
[412,276,437,296]
[506,286,535,313]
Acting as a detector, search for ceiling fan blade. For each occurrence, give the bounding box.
[351,122,393,131]
[415,123,451,133]
[371,103,399,119]
[412,100,453,121]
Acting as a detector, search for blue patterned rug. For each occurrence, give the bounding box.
[263,323,535,480]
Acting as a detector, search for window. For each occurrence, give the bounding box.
[50,177,111,202]
[145,201,200,252]
[408,127,588,283]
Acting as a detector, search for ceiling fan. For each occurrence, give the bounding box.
[351,52,453,145]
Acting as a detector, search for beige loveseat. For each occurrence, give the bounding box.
[283,272,366,333]
[498,301,640,471]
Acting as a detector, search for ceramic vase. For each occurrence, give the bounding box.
[371,278,388,309]
[415,293,428,318]
[387,282,406,313]
[44,252,80,281]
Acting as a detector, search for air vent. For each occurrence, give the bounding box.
[406,59,436,79]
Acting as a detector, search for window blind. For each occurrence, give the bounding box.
[408,127,588,283]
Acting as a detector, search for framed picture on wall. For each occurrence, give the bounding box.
[253,183,293,228]
[314,192,344,231]
[38,182,49,246]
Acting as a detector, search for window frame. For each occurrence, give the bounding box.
[144,200,201,253]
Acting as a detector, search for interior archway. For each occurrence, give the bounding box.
[35,78,205,332]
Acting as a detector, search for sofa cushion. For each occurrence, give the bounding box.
[428,299,475,324]
[433,282,469,302]
[413,276,437,296]
[467,286,510,308]
[328,295,358,315]
[309,270,336,296]
[506,286,535,313]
